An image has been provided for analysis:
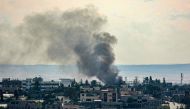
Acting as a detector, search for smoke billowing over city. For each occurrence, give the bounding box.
[0,6,119,84]
[1,1,190,109]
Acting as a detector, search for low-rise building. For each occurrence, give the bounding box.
[80,86,100,102]
[80,93,100,102]
[121,94,161,109]
[101,88,118,103]
[41,80,59,91]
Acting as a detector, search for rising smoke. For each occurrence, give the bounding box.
[0,6,119,84]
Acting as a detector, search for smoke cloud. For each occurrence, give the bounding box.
[0,6,119,84]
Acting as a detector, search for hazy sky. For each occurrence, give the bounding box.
[0,0,190,65]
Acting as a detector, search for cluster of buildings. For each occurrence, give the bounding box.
[0,77,73,92]
[0,76,189,109]
[78,84,161,109]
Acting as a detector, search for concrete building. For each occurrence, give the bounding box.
[80,86,100,102]
[41,80,59,91]
[101,88,118,103]
[80,93,100,102]
[22,78,60,91]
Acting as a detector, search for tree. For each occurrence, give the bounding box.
[143,84,162,98]
[14,90,19,100]
[63,87,80,103]
[71,79,76,87]
[155,79,161,84]
[133,76,139,86]
[91,80,97,87]
[85,80,89,85]
[143,77,149,84]
[80,79,83,85]
[149,76,153,83]
[33,77,43,91]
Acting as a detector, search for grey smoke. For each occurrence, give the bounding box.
[76,32,119,84]
[0,6,119,84]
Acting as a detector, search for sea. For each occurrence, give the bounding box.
[0,64,189,84]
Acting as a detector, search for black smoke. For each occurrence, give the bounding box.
[0,6,119,84]
[76,32,119,84]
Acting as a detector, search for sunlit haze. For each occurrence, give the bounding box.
[0,0,190,65]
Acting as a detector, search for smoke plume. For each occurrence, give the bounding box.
[0,6,119,84]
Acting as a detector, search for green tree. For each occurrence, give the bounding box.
[149,76,153,83]
[85,80,89,85]
[143,77,149,84]
[33,77,43,91]
[91,80,97,87]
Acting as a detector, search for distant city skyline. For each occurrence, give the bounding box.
[0,0,190,65]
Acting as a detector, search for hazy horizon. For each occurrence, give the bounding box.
[0,64,189,84]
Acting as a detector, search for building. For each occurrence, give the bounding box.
[80,93,100,102]
[121,94,161,109]
[1,78,22,93]
[41,80,59,91]
[120,84,129,96]
[59,79,73,87]
[22,78,60,91]
[101,88,118,103]
[80,86,100,102]
[22,78,33,90]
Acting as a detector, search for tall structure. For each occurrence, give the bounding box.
[181,73,183,85]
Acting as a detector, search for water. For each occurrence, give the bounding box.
[118,64,190,84]
[0,64,189,83]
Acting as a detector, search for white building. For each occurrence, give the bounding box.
[41,81,59,91]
